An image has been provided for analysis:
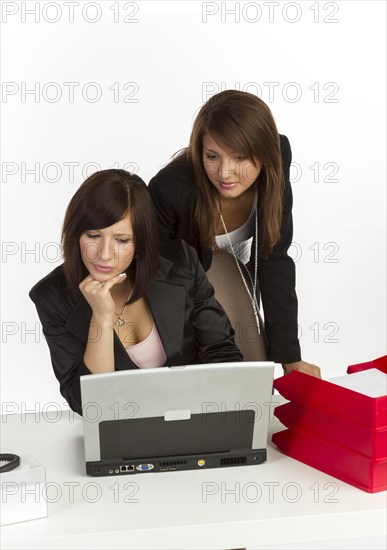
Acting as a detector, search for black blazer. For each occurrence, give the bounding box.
[148,135,301,364]
[29,241,242,415]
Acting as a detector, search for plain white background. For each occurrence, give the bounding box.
[1,0,386,412]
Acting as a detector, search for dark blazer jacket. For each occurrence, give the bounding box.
[29,241,242,415]
[148,135,301,364]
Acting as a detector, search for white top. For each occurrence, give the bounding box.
[215,189,258,265]
[125,323,167,368]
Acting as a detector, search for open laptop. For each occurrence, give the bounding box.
[80,361,275,476]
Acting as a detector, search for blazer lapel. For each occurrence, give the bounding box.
[146,256,186,361]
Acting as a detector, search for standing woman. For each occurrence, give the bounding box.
[149,90,320,377]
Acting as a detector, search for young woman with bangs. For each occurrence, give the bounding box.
[149,90,321,378]
[29,169,242,415]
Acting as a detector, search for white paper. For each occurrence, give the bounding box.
[328,369,387,398]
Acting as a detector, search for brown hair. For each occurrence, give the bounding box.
[184,90,283,257]
[62,169,159,302]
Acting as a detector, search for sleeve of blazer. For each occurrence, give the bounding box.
[180,242,243,363]
[148,162,212,269]
[29,285,91,416]
[148,158,197,248]
[258,135,301,363]
[149,166,182,242]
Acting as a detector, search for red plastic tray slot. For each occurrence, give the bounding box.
[274,371,387,429]
[275,401,387,459]
[272,427,387,493]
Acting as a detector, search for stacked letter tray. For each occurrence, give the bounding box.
[272,369,387,493]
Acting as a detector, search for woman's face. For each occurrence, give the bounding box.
[79,213,135,282]
[202,133,262,200]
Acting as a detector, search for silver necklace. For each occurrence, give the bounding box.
[114,289,133,327]
[215,199,260,335]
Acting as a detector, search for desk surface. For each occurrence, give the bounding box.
[1,398,386,550]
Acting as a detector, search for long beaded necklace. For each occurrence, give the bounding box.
[114,289,133,327]
[215,198,260,336]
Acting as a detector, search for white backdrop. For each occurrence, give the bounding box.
[1,0,386,414]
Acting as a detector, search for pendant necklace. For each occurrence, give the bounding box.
[215,199,260,335]
[114,289,133,327]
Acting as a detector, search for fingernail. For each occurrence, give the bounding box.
[119,273,127,277]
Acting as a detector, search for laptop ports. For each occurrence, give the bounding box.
[135,464,154,472]
[120,465,135,472]
[159,465,168,471]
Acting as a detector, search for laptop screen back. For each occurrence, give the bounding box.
[80,362,275,463]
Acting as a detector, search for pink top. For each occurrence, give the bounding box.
[125,324,167,369]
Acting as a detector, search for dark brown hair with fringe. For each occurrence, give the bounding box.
[62,169,159,302]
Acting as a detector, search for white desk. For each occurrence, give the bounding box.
[1,400,386,550]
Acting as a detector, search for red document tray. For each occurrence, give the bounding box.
[272,427,387,493]
[347,355,387,375]
[274,371,387,429]
[275,401,387,459]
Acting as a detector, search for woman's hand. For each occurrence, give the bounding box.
[79,273,127,321]
[282,360,321,378]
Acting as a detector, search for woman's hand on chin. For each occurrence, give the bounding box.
[79,273,127,320]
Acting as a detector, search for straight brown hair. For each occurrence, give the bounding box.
[180,90,283,257]
[62,169,159,302]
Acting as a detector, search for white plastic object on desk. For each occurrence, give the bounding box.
[0,454,47,526]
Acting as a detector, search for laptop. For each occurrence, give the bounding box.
[80,361,275,476]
